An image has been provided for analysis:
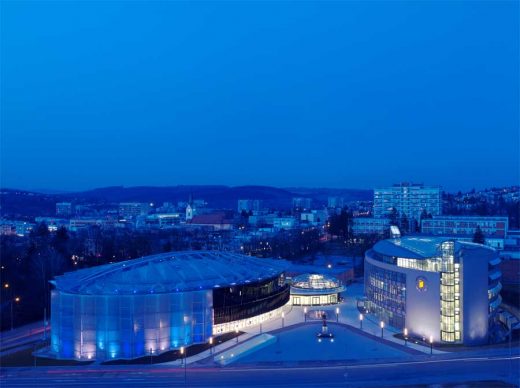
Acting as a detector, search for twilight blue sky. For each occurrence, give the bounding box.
[1,1,518,192]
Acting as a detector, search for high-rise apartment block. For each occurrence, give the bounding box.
[373,183,441,221]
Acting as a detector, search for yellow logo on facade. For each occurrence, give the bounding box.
[416,277,427,292]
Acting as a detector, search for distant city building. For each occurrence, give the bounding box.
[273,217,297,230]
[248,213,276,227]
[364,236,501,345]
[237,199,262,214]
[292,197,312,211]
[188,212,234,231]
[352,217,391,236]
[137,213,182,229]
[327,197,345,209]
[118,203,149,219]
[35,217,69,231]
[69,218,101,231]
[185,194,207,221]
[0,220,34,236]
[56,202,73,217]
[421,216,508,250]
[373,183,441,224]
[186,202,195,221]
[300,210,328,226]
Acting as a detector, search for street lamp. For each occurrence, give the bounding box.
[281,312,285,328]
[209,337,213,354]
[180,346,186,386]
[359,313,363,329]
[335,307,339,323]
[235,328,239,343]
[4,283,9,289]
[429,335,433,355]
[304,307,308,322]
[10,296,20,331]
[404,328,408,346]
[380,321,384,338]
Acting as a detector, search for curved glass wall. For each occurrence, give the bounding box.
[50,289,212,361]
[364,261,406,328]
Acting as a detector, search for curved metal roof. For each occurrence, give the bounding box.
[372,236,495,259]
[52,251,288,295]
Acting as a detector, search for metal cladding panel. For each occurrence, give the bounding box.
[50,289,213,361]
[460,246,493,345]
[365,255,440,340]
[404,269,441,342]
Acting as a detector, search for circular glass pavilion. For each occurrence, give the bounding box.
[290,273,345,306]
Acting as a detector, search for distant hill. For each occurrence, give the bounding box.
[0,185,373,219]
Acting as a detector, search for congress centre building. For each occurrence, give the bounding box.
[49,251,289,361]
[364,235,502,345]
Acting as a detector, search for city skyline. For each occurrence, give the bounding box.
[2,1,519,192]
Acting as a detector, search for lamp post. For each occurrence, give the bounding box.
[359,313,363,330]
[429,335,433,356]
[11,297,20,331]
[380,321,384,338]
[209,337,213,355]
[180,346,186,386]
[149,347,153,365]
[335,307,339,323]
[281,312,285,328]
[235,328,239,343]
[404,328,408,346]
[304,307,308,322]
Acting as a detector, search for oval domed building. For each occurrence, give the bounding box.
[290,273,345,306]
[49,251,289,361]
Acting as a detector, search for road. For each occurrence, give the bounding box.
[1,355,519,387]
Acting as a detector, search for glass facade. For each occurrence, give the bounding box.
[50,289,213,361]
[364,261,406,328]
[366,238,501,345]
[290,293,338,306]
[397,257,441,272]
[439,241,461,343]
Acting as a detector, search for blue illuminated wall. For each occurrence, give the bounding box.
[50,289,213,360]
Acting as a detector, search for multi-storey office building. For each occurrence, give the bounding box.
[421,216,508,249]
[364,236,501,345]
[373,183,441,221]
[49,251,289,361]
[352,217,391,236]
